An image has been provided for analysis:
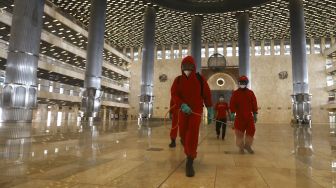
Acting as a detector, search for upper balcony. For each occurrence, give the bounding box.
[0,7,131,79]
[0,39,129,93]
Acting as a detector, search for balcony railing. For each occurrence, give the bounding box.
[0,39,129,90]
[0,74,129,104]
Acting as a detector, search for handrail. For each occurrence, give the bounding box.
[0,74,129,104]
[0,39,129,89]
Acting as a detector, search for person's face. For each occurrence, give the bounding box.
[238,80,248,89]
[182,63,194,77]
[219,97,224,102]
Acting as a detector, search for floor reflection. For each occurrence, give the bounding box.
[0,120,333,187]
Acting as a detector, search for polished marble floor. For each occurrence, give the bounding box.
[0,119,334,188]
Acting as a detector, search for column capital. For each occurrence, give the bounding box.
[235,12,252,19]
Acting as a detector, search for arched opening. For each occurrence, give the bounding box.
[207,72,237,104]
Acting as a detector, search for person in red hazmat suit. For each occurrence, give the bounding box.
[171,55,213,177]
[214,95,230,140]
[169,98,179,148]
[230,76,258,154]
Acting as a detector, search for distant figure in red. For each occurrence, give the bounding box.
[230,76,258,154]
[214,95,230,140]
[171,55,213,177]
[169,98,179,148]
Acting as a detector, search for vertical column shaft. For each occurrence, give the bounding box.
[289,0,312,156]
[237,13,250,82]
[81,0,107,119]
[289,0,309,94]
[1,0,45,122]
[191,16,202,72]
[139,7,156,120]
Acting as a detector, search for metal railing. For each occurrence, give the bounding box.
[0,74,129,104]
[0,39,129,90]
[37,81,129,104]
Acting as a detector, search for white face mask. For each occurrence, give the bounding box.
[239,84,247,89]
[184,70,192,77]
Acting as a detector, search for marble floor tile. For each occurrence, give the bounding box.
[257,167,325,188]
[0,121,334,188]
[215,166,268,188]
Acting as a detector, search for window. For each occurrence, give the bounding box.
[208,44,215,57]
[255,41,261,56]
[201,46,206,58]
[182,46,188,58]
[174,46,180,59]
[226,42,233,57]
[306,39,310,54]
[157,47,162,60]
[133,48,139,61]
[264,40,271,55]
[314,38,321,54]
[126,48,131,58]
[284,39,290,55]
[327,75,333,86]
[325,38,331,49]
[326,58,333,69]
[217,43,224,55]
[236,46,239,56]
[274,40,280,55]
[165,47,171,60]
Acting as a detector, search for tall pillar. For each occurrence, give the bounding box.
[310,38,314,54]
[81,0,107,120]
[139,7,156,123]
[0,0,45,122]
[250,40,255,56]
[270,40,275,56]
[191,16,202,72]
[260,40,265,55]
[232,41,237,57]
[280,39,285,55]
[237,13,251,85]
[170,45,174,62]
[223,42,227,57]
[289,0,312,155]
[321,37,326,52]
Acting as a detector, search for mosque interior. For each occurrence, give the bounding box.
[0,0,336,187]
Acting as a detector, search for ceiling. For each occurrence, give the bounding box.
[0,17,128,81]
[0,0,129,69]
[1,0,336,49]
[45,0,336,48]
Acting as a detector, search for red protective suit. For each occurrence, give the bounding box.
[169,98,179,139]
[215,102,229,120]
[171,56,212,159]
[230,88,258,141]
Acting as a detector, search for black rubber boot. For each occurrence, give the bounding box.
[169,139,176,148]
[186,156,195,177]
